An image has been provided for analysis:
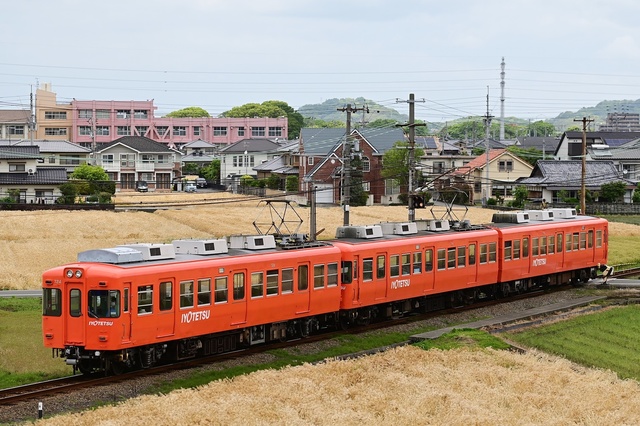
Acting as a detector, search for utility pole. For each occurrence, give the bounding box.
[337,103,367,226]
[499,57,506,141]
[483,88,494,207]
[575,116,594,215]
[29,87,35,145]
[397,94,426,222]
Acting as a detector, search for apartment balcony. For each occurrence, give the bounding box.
[101,162,174,172]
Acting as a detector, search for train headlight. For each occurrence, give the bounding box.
[95,351,101,357]
[75,270,83,278]
[66,270,74,278]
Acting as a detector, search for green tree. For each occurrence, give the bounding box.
[285,175,299,192]
[221,100,303,139]
[266,174,280,190]
[69,164,115,195]
[526,120,556,137]
[303,117,345,128]
[599,181,626,202]
[201,159,220,184]
[512,185,529,208]
[381,142,425,187]
[57,183,77,204]
[506,146,544,166]
[165,107,211,118]
[182,163,200,175]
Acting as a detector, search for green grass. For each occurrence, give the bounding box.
[413,328,511,351]
[504,305,640,381]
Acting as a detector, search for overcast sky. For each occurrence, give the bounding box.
[2,0,640,124]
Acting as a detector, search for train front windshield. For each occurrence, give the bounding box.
[88,290,121,318]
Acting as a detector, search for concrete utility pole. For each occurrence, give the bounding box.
[575,116,594,215]
[396,94,425,222]
[483,88,494,206]
[337,103,367,226]
[499,57,506,141]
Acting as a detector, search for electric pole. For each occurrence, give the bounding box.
[337,103,367,226]
[575,116,594,215]
[483,88,494,207]
[397,94,425,222]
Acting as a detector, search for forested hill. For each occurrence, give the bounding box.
[297,97,408,123]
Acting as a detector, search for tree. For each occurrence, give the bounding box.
[69,164,115,196]
[201,159,220,184]
[526,120,556,137]
[285,175,299,192]
[506,146,544,166]
[381,142,425,188]
[221,100,304,139]
[165,107,211,118]
[512,185,529,208]
[599,181,626,202]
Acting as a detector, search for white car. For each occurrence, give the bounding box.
[185,183,197,193]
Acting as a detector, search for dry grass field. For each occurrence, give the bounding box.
[1,191,636,290]
[36,345,640,425]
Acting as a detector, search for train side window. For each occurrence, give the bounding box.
[588,230,594,248]
[298,265,309,291]
[137,285,153,314]
[573,233,579,251]
[437,249,446,270]
[579,232,586,250]
[504,241,512,261]
[341,261,352,284]
[596,230,602,248]
[540,237,547,255]
[377,255,386,279]
[215,277,228,303]
[468,245,476,266]
[251,272,264,298]
[532,238,539,256]
[548,236,555,254]
[43,288,62,316]
[233,273,245,300]
[413,252,422,274]
[198,278,211,306]
[314,264,325,289]
[457,246,466,267]
[447,248,456,268]
[327,263,339,287]
[70,288,81,317]
[522,238,529,258]
[513,240,520,260]
[425,249,434,271]
[488,242,497,263]
[556,234,562,252]
[479,244,487,264]
[390,255,400,277]
[565,233,572,251]
[160,281,172,311]
[363,258,374,281]
[108,291,120,317]
[123,288,129,313]
[401,253,411,275]
[282,269,294,293]
[266,270,279,295]
[180,280,194,309]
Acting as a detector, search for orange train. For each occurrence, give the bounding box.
[42,208,608,374]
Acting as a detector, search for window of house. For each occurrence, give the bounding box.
[362,157,370,172]
[194,126,202,136]
[173,126,186,136]
[44,111,67,119]
[117,126,130,136]
[60,155,80,165]
[268,127,282,137]
[79,126,92,136]
[213,127,227,136]
[134,110,148,119]
[78,110,92,119]
[135,126,148,136]
[96,126,110,135]
[8,126,24,135]
[252,126,265,137]
[156,126,168,136]
[9,163,25,172]
[102,154,114,164]
[45,128,67,136]
[96,109,110,119]
[237,127,245,136]
[498,160,513,172]
[116,110,129,119]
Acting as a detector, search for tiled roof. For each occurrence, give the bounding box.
[0,167,67,185]
[0,145,40,159]
[519,160,628,188]
[300,128,346,155]
[97,136,178,153]
[219,138,281,153]
[183,139,216,148]
[0,139,91,153]
[0,110,30,124]
[453,149,506,175]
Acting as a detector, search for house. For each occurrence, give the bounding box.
[219,138,282,193]
[180,139,218,171]
[0,139,92,175]
[252,140,300,188]
[554,131,640,161]
[299,127,406,205]
[0,110,31,140]
[95,136,181,192]
[0,145,67,203]
[517,160,635,204]
[449,149,534,204]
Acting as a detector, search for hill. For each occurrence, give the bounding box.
[297,97,408,123]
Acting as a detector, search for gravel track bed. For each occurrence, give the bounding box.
[1,289,595,424]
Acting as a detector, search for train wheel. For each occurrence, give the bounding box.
[299,319,311,338]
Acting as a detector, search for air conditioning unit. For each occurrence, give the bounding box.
[27,169,34,175]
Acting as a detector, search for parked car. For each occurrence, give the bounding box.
[136,181,148,192]
[185,183,197,193]
[196,178,207,188]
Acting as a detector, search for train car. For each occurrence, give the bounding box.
[42,235,342,374]
[489,208,608,293]
[333,220,501,325]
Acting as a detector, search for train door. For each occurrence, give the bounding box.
[65,283,84,345]
[374,253,387,300]
[423,247,435,292]
[122,283,131,343]
[156,279,175,338]
[231,270,248,325]
[296,263,311,314]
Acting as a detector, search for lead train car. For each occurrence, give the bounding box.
[42,235,342,374]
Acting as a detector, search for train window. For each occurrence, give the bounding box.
[198,279,211,306]
[377,255,386,279]
[215,277,228,303]
[180,280,194,309]
[70,289,81,317]
[596,230,602,248]
[160,281,172,311]
[282,269,293,293]
[548,236,555,254]
[43,288,62,316]
[522,238,529,258]
[413,252,422,274]
[251,272,264,298]
[266,270,279,295]
[532,238,539,256]
[488,242,497,263]
[479,244,487,264]
[468,245,476,266]
[341,261,352,284]
[363,258,374,281]
[328,263,339,287]
[425,249,434,271]
[108,291,120,317]
[513,240,520,260]
[573,233,579,251]
[540,237,547,255]
[580,232,587,250]
[137,285,153,314]
[233,273,245,300]
[314,265,325,289]
[298,265,309,291]
[401,253,411,275]
[390,255,400,277]
[123,288,129,313]
[565,233,572,251]
[588,230,594,248]
[457,247,466,267]
[447,248,456,269]
[504,241,512,261]
[87,290,120,318]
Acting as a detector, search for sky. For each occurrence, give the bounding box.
[2,0,640,125]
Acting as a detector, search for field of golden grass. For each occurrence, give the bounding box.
[0,192,635,290]
[37,345,640,425]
